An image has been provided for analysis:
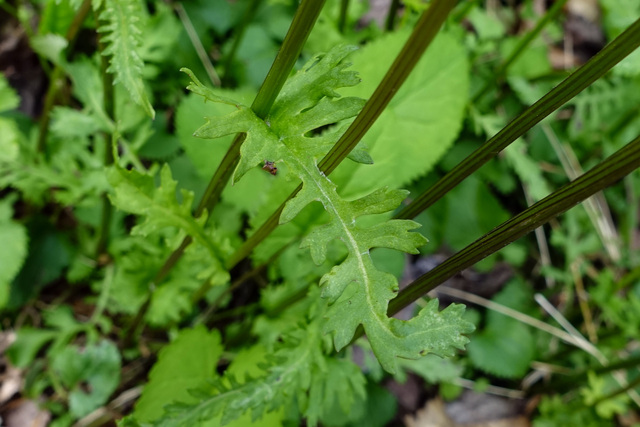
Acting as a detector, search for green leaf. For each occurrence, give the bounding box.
[0,117,20,163]
[175,89,253,178]
[396,354,462,384]
[0,197,29,307]
[153,317,365,427]
[467,281,536,378]
[601,0,640,77]
[50,106,108,139]
[108,235,164,315]
[0,73,20,112]
[51,340,121,418]
[147,243,230,327]
[6,327,57,368]
[38,0,75,36]
[184,45,474,374]
[332,30,469,197]
[7,222,71,309]
[467,320,534,378]
[30,33,68,66]
[99,0,155,118]
[65,57,113,131]
[581,371,630,419]
[534,395,609,427]
[107,164,221,263]
[133,327,224,423]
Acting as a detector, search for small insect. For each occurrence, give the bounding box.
[262,160,278,176]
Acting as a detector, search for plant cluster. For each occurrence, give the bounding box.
[1,0,639,426]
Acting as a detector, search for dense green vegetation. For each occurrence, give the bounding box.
[1,0,639,425]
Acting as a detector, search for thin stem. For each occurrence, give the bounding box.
[175,3,221,87]
[95,10,116,257]
[592,374,640,406]
[529,354,640,394]
[338,0,349,33]
[125,0,327,342]
[36,0,92,153]
[434,286,586,349]
[318,0,457,176]
[0,2,17,16]
[472,0,569,102]
[153,0,326,279]
[617,265,640,291]
[194,245,287,326]
[387,134,640,316]
[384,0,400,32]
[395,17,640,220]
[90,265,114,325]
[227,0,457,269]
[543,124,621,261]
[221,0,263,83]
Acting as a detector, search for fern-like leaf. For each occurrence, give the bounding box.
[184,45,474,373]
[99,0,155,118]
[107,164,222,263]
[151,316,365,427]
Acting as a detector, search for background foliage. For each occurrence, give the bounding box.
[1,0,639,426]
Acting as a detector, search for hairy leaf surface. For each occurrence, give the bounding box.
[184,45,474,373]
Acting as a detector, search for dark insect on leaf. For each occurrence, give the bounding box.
[262,160,277,176]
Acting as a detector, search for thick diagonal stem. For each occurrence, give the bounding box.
[226,0,458,269]
[395,17,640,220]
[388,134,640,315]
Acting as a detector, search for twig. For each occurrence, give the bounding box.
[570,259,597,343]
[174,3,221,87]
[534,293,640,408]
[543,124,621,261]
[523,184,555,288]
[433,286,587,350]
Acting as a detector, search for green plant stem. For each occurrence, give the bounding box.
[384,0,401,31]
[226,0,457,269]
[450,0,478,23]
[396,17,640,221]
[175,2,221,87]
[220,0,262,84]
[36,0,92,153]
[194,242,290,326]
[90,265,114,325]
[529,353,640,394]
[152,0,326,279]
[592,374,640,406]
[338,0,349,33]
[0,1,17,16]
[96,11,116,257]
[616,264,640,291]
[388,134,640,316]
[472,0,569,103]
[198,0,327,210]
[123,0,327,343]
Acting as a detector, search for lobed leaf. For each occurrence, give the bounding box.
[150,317,365,427]
[107,164,222,264]
[99,0,155,118]
[184,45,474,374]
